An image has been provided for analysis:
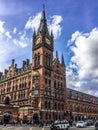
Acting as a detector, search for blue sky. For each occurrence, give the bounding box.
[0,0,98,96]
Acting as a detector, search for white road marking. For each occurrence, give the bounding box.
[29,127,32,130]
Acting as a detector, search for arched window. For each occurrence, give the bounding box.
[4,96,10,105]
[34,54,37,66]
[49,54,51,66]
[45,53,48,66]
[38,53,40,65]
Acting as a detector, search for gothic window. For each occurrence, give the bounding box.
[58,103,60,109]
[54,102,57,109]
[45,53,48,66]
[45,101,47,108]
[38,53,40,65]
[54,81,56,88]
[47,54,49,66]
[34,54,37,66]
[33,76,39,84]
[48,101,51,109]
[45,70,47,76]
[62,103,64,110]
[49,55,51,66]
[34,53,40,66]
[4,96,10,105]
[49,80,51,86]
[45,78,47,85]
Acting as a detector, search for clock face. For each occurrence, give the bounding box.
[46,38,51,44]
[36,37,41,44]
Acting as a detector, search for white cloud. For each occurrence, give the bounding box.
[25,12,41,31]
[48,15,63,39]
[25,12,63,39]
[5,31,12,39]
[0,21,5,33]
[66,27,98,96]
[13,38,27,48]
[0,21,30,72]
[13,27,17,34]
[0,1,30,16]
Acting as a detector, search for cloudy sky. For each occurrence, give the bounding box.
[0,0,98,96]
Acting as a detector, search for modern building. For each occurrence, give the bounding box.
[0,7,98,123]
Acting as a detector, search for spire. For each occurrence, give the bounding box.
[33,28,36,36]
[37,5,49,35]
[56,51,58,59]
[51,30,54,37]
[61,53,65,66]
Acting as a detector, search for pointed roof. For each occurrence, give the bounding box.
[37,5,49,35]
[33,28,36,36]
[61,53,65,66]
[56,51,58,59]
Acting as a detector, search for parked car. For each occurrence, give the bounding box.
[76,121,86,128]
[50,120,70,130]
[85,119,94,126]
[95,120,98,130]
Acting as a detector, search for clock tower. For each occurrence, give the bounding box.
[32,7,54,70]
[31,7,66,121]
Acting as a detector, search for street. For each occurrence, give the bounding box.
[69,126,95,130]
[0,125,95,130]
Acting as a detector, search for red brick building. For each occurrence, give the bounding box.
[0,8,66,122]
[66,88,98,121]
[0,7,98,123]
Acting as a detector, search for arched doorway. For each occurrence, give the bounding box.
[3,111,12,124]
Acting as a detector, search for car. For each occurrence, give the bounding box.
[50,120,70,130]
[95,120,98,130]
[85,119,94,126]
[76,121,86,128]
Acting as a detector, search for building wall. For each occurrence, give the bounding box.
[66,88,98,121]
[0,104,19,121]
[0,8,98,123]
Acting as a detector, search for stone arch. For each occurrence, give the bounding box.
[3,111,12,124]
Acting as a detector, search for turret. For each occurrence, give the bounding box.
[61,53,65,66]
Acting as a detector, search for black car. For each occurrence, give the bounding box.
[95,120,98,130]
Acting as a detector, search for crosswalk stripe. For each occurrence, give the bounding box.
[29,127,32,130]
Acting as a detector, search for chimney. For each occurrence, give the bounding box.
[4,69,8,75]
[0,72,3,77]
[23,60,26,67]
[12,59,15,65]
[15,64,17,68]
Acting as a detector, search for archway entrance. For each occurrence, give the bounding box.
[3,111,12,124]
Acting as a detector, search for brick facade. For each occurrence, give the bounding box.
[0,8,98,123]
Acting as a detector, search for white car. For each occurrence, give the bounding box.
[76,121,86,128]
[50,120,70,130]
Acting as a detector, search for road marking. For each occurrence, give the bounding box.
[29,127,32,130]
[2,127,23,130]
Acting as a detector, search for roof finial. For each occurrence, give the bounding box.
[43,4,45,11]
